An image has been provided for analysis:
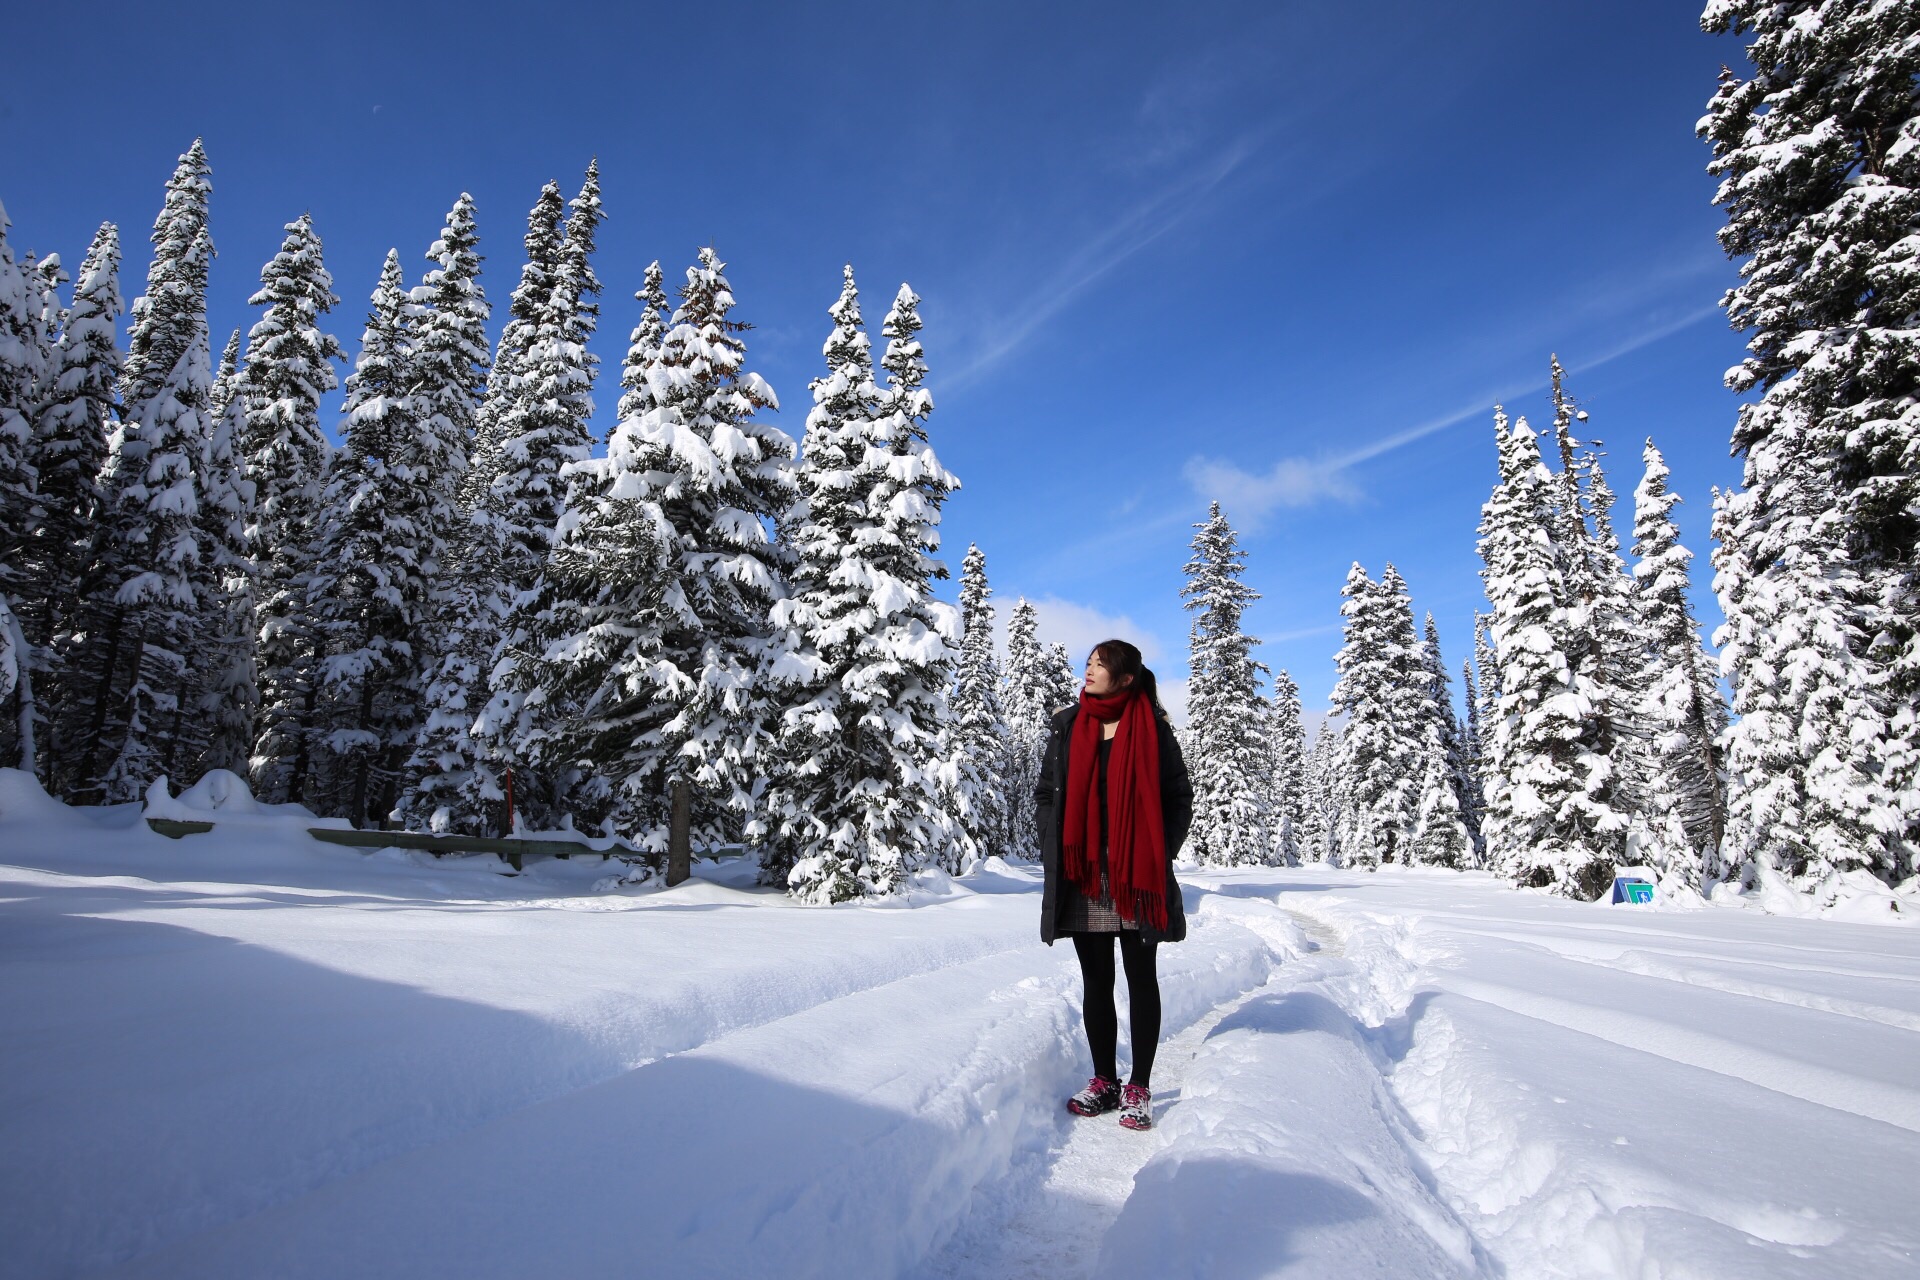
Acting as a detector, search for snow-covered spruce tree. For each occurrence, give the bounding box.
[1408,605,1473,869]
[306,252,422,825]
[1630,438,1730,885]
[1042,641,1079,710]
[0,200,45,768]
[1421,612,1478,857]
[1182,502,1272,865]
[1298,720,1342,863]
[90,319,212,799]
[1268,668,1305,865]
[1478,409,1622,896]
[462,181,563,515]
[948,542,1006,866]
[27,224,120,776]
[61,148,213,796]
[479,163,603,826]
[65,147,218,798]
[1458,654,1488,851]
[1545,358,1640,835]
[616,260,668,423]
[389,195,494,834]
[493,255,681,851]
[195,329,257,777]
[1329,565,1417,867]
[539,247,793,869]
[243,214,344,805]
[761,268,960,899]
[1001,597,1053,862]
[422,176,567,833]
[1700,2,1918,887]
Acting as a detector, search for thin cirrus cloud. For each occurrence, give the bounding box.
[945,133,1263,391]
[1183,303,1722,526]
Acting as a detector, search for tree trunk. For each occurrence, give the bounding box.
[667,777,692,886]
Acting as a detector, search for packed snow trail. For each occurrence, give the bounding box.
[7,777,1920,1278]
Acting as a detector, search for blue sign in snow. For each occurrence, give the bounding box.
[1611,877,1654,905]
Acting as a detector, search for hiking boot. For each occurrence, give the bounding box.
[1067,1076,1121,1117]
[1118,1083,1153,1130]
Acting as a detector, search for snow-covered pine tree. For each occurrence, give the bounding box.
[195,329,257,777]
[1329,564,1420,867]
[1268,668,1305,865]
[1700,2,1918,887]
[18,226,119,779]
[61,148,213,796]
[616,260,668,423]
[1407,603,1472,869]
[1001,597,1052,862]
[243,214,343,805]
[91,314,211,799]
[544,247,793,869]
[1420,612,1477,856]
[1182,502,1272,865]
[1458,654,1488,851]
[478,164,603,826]
[948,542,1006,866]
[0,200,44,768]
[390,195,493,834]
[1298,720,1342,863]
[1042,641,1078,710]
[1478,409,1622,896]
[307,251,422,826]
[1630,438,1729,885]
[761,268,960,899]
[120,142,211,420]
[1545,359,1637,847]
[462,181,563,515]
[63,146,218,798]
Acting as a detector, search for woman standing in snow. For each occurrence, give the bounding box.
[1035,639,1193,1132]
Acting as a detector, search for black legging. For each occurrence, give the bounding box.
[1071,932,1162,1088]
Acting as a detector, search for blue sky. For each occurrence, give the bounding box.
[3,0,1750,722]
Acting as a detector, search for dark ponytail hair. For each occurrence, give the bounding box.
[1090,638,1167,719]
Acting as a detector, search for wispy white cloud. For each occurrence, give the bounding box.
[947,135,1262,390]
[1182,304,1722,525]
[1181,455,1362,527]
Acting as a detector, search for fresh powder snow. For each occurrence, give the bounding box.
[4,769,1918,1278]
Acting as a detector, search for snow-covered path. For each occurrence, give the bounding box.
[5,775,1920,1278]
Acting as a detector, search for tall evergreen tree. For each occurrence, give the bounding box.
[480,165,604,824]
[308,251,421,825]
[21,224,120,778]
[0,200,43,767]
[547,247,792,867]
[196,329,257,777]
[243,214,343,804]
[392,195,495,834]
[1042,641,1078,711]
[65,146,217,799]
[1700,2,1919,887]
[1269,668,1305,865]
[1329,565,1420,866]
[1630,439,1730,883]
[761,267,960,899]
[120,141,211,419]
[1478,409,1621,896]
[463,181,564,514]
[1182,502,1272,865]
[1002,597,1052,863]
[949,542,1005,865]
[1298,720,1342,863]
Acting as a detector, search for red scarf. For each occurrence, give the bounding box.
[1063,688,1168,930]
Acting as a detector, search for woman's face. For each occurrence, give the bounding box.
[1085,652,1130,697]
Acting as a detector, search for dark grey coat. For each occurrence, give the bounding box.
[1035,704,1194,945]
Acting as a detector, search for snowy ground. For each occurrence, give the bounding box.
[4,772,1918,1278]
